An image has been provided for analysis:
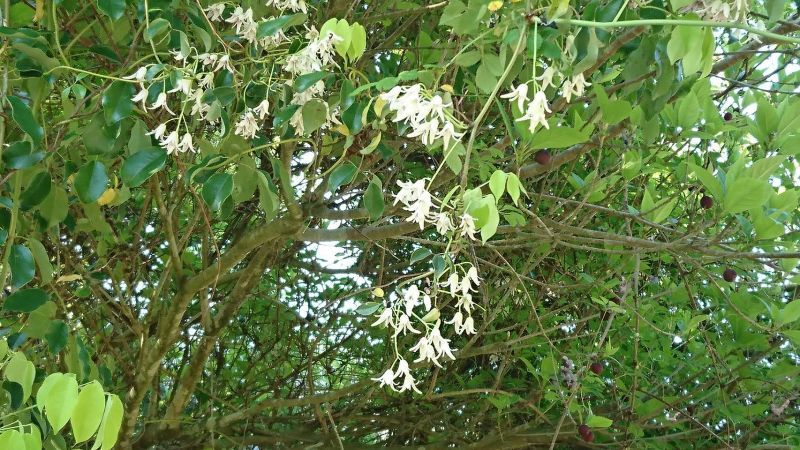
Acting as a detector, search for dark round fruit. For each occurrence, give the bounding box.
[723,268,737,282]
[723,112,733,121]
[534,150,551,165]
[590,362,603,375]
[611,296,622,305]
[581,430,595,442]
[700,195,713,209]
[578,424,591,437]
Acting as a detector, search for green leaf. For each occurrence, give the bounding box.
[348,23,367,61]
[586,415,613,428]
[0,430,25,450]
[363,179,384,221]
[37,373,79,433]
[45,320,68,354]
[530,127,590,149]
[71,381,106,443]
[622,151,642,180]
[489,170,507,202]
[454,50,482,67]
[301,99,328,134]
[506,173,522,205]
[4,352,34,402]
[688,163,723,200]
[723,177,772,214]
[3,141,44,169]
[145,18,171,42]
[410,248,433,264]
[3,381,23,410]
[8,96,44,146]
[39,186,69,228]
[328,162,358,193]
[342,101,364,134]
[5,288,49,312]
[22,429,41,450]
[257,14,306,38]
[776,301,800,327]
[75,161,109,204]
[202,173,233,212]
[101,82,135,124]
[91,394,123,450]
[475,63,497,94]
[19,171,52,210]
[10,244,35,288]
[120,147,167,187]
[294,71,330,93]
[356,302,381,316]
[27,238,53,285]
[97,0,126,21]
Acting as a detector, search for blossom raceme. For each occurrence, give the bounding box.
[380,84,464,150]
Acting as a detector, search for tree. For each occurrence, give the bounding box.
[0,0,799,448]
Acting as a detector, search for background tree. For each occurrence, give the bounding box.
[0,0,799,448]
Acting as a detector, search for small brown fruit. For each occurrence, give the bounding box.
[723,268,737,282]
[534,150,551,165]
[590,362,603,375]
[578,424,591,437]
[723,112,733,121]
[700,195,713,209]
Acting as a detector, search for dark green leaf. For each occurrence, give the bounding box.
[102,82,135,124]
[10,245,35,288]
[97,0,126,21]
[4,288,49,312]
[410,248,433,264]
[120,147,167,187]
[202,173,233,212]
[145,18,171,42]
[328,162,357,193]
[45,320,68,354]
[273,105,300,127]
[257,14,307,38]
[294,72,330,94]
[8,96,44,146]
[3,141,44,169]
[342,101,364,134]
[2,381,23,409]
[74,161,109,203]
[19,172,51,210]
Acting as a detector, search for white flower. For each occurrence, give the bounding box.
[393,179,427,206]
[422,292,431,312]
[159,130,180,155]
[239,19,259,43]
[198,53,217,68]
[197,72,215,89]
[405,189,433,230]
[178,133,195,153]
[466,266,480,286]
[460,213,477,240]
[462,315,476,334]
[147,123,168,140]
[289,108,305,135]
[132,88,149,108]
[434,212,452,235]
[394,314,420,337]
[149,92,174,114]
[500,84,529,112]
[562,73,591,103]
[429,322,456,362]
[438,121,464,151]
[410,336,441,367]
[407,117,440,146]
[426,95,450,121]
[123,67,148,82]
[214,54,233,73]
[441,273,460,297]
[455,293,475,314]
[372,307,394,328]
[460,275,476,297]
[517,90,551,132]
[168,78,192,96]
[447,310,466,334]
[536,66,557,91]
[403,285,421,315]
[266,0,308,13]
[225,7,254,35]
[394,359,421,394]
[372,368,395,388]
[234,110,260,139]
[253,99,271,120]
[205,3,226,21]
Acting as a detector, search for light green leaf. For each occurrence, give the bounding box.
[0,430,25,450]
[506,173,522,205]
[71,381,106,443]
[4,352,35,402]
[688,163,723,200]
[27,238,53,285]
[91,394,124,450]
[530,127,590,149]
[489,170,507,202]
[723,177,772,214]
[776,301,800,327]
[586,415,613,428]
[36,373,79,432]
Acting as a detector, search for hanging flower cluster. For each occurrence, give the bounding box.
[371,263,482,393]
[380,84,465,150]
[392,178,476,238]
[694,0,749,22]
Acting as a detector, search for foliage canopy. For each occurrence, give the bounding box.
[0,0,799,448]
